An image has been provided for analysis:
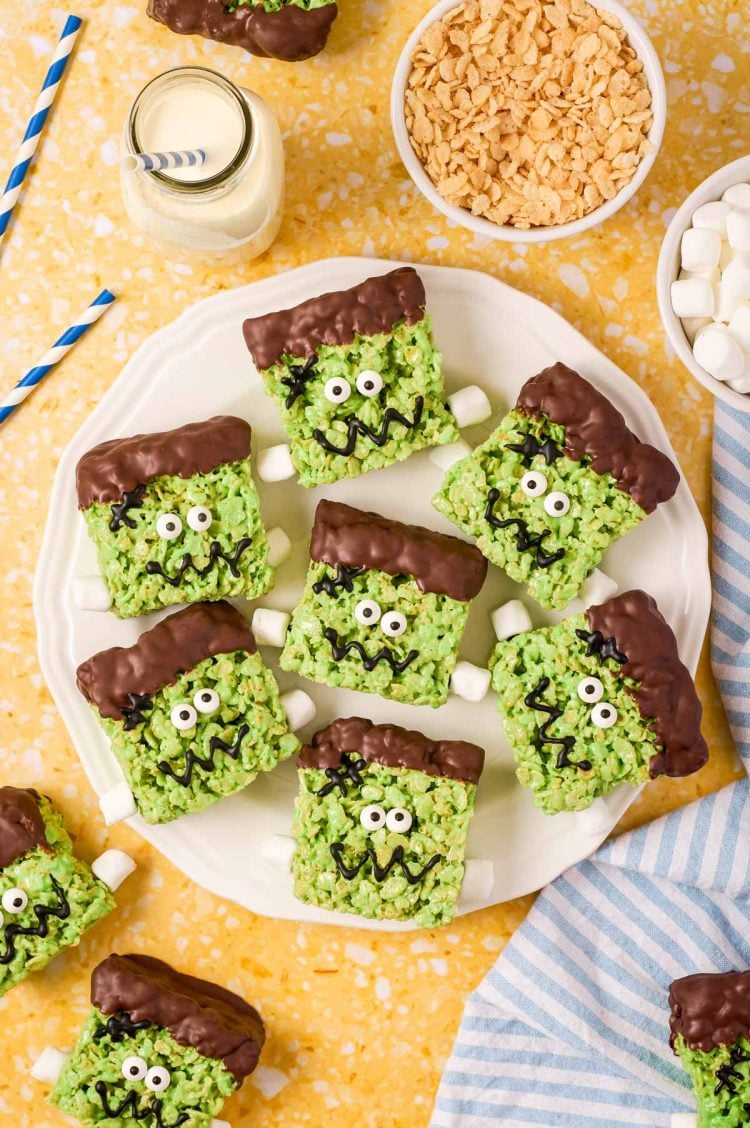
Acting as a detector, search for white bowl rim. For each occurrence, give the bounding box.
[390,0,667,244]
[657,153,750,414]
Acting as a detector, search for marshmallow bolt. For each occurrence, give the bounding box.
[450,660,491,703]
[428,438,472,472]
[72,575,113,612]
[261,833,296,871]
[492,599,533,642]
[266,526,292,567]
[31,1047,71,1085]
[459,858,494,904]
[257,443,295,483]
[91,849,136,892]
[251,607,290,648]
[280,688,316,731]
[99,781,138,826]
[447,385,492,429]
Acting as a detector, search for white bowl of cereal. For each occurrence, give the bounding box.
[656,155,750,413]
[390,0,666,243]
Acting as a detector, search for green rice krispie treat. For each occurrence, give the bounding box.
[433,362,680,610]
[670,970,750,1127]
[0,787,132,996]
[292,717,484,927]
[38,952,264,1127]
[77,601,306,825]
[243,267,467,488]
[280,499,488,707]
[490,589,707,814]
[76,416,275,619]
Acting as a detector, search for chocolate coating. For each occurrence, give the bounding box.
[586,590,708,778]
[0,787,50,869]
[517,363,679,514]
[299,717,485,784]
[147,0,338,62]
[669,970,750,1053]
[310,499,487,602]
[76,416,251,509]
[92,954,265,1082]
[76,602,257,721]
[243,267,426,370]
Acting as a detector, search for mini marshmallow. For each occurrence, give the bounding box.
[211,1120,231,1128]
[728,304,750,351]
[450,660,491,703]
[721,254,750,298]
[99,782,137,826]
[428,438,472,472]
[728,370,750,395]
[682,316,711,342]
[267,526,292,568]
[491,598,533,642]
[72,575,112,612]
[720,241,735,271]
[670,277,714,319]
[693,325,745,383]
[257,443,295,483]
[91,849,136,892]
[692,199,732,235]
[713,281,742,324]
[251,607,290,648]
[723,182,750,210]
[728,209,750,252]
[280,688,316,731]
[447,385,492,428]
[261,834,295,871]
[581,568,619,607]
[31,1047,70,1085]
[459,859,494,903]
[680,227,721,273]
[670,1116,697,1128]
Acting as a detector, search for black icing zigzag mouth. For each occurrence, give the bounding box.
[485,489,566,569]
[524,677,592,773]
[157,722,250,787]
[330,843,441,885]
[145,537,253,587]
[323,628,418,673]
[313,396,425,457]
[94,1082,188,1127]
[0,877,70,965]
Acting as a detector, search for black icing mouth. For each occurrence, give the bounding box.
[146,537,253,587]
[323,628,418,673]
[157,722,250,786]
[525,678,591,772]
[330,843,441,885]
[313,396,424,456]
[485,489,565,569]
[0,877,70,965]
[94,1082,188,1127]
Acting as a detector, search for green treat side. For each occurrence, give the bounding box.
[433,410,644,609]
[292,761,476,927]
[280,562,469,708]
[489,613,655,814]
[260,318,459,488]
[0,798,115,996]
[674,1034,750,1127]
[97,651,299,824]
[83,460,274,619]
[51,1008,237,1127]
[230,0,334,9]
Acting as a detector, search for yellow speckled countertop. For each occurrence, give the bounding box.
[0,1,746,1124]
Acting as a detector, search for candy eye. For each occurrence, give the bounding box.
[355,370,383,397]
[145,1066,171,1093]
[156,513,183,540]
[193,688,220,715]
[170,703,197,731]
[521,471,547,497]
[544,490,570,517]
[324,377,351,404]
[385,807,413,832]
[186,505,212,532]
[1,888,28,914]
[122,1055,148,1082]
[381,611,407,638]
[354,599,381,626]
[360,804,386,831]
[577,676,604,703]
[591,702,618,729]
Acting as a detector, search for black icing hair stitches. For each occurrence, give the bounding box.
[504,431,563,467]
[316,752,367,797]
[281,355,316,409]
[312,564,366,597]
[575,628,628,666]
[93,1010,153,1043]
[121,693,154,731]
[109,484,147,532]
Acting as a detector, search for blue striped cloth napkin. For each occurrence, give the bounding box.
[432,403,750,1128]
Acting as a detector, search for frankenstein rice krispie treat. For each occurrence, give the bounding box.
[670,970,750,1127]
[77,602,307,825]
[37,953,264,1127]
[434,362,680,609]
[243,267,485,488]
[77,416,275,619]
[147,0,338,63]
[292,717,484,927]
[0,787,133,997]
[280,500,488,707]
[490,589,707,814]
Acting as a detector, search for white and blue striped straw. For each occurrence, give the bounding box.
[121,149,207,173]
[0,289,116,427]
[0,15,83,245]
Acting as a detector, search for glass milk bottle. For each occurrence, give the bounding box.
[120,67,284,261]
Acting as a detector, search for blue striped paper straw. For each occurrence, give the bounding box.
[0,290,116,427]
[122,149,207,173]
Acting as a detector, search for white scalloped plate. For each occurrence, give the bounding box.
[34,257,710,931]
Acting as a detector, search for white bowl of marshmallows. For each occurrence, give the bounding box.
[657,155,750,412]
